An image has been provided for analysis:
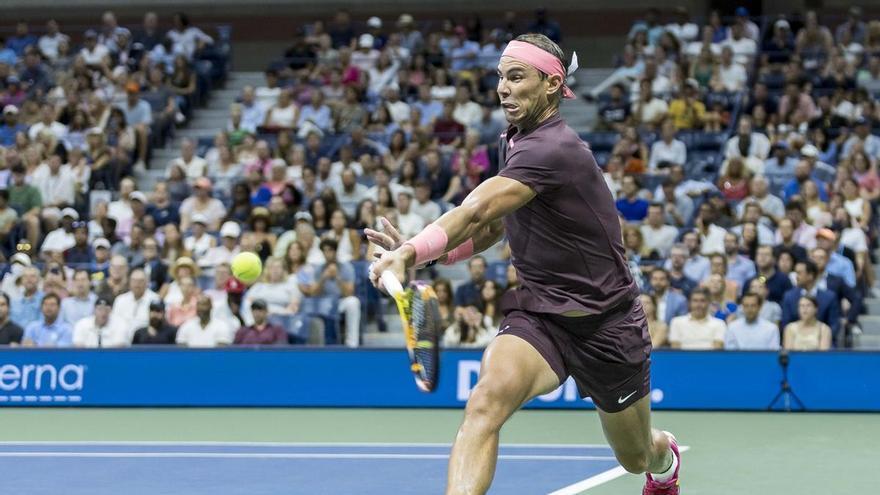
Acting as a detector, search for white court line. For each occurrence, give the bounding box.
[0,452,616,462]
[0,441,611,449]
[547,446,690,495]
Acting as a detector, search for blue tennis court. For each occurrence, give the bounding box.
[0,441,662,494]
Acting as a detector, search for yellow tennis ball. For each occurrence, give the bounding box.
[231,252,262,284]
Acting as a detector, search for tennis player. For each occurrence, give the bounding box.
[368,34,680,495]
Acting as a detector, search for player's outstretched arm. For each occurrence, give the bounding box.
[369,177,533,286]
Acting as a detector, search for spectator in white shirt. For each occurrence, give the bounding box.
[666,7,699,43]
[40,207,78,256]
[79,29,111,67]
[176,294,232,347]
[111,268,160,338]
[452,86,482,129]
[669,288,726,349]
[179,177,227,231]
[37,19,69,62]
[395,190,425,240]
[724,116,771,162]
[183,213,217,259]
[73,297,131,347]
[333,169,369,219]
[28,103,68,141]
[649,119,687,171]
[711,46,747,92]
[169,138,207,183]
[724,21,757,66]
[631,79,668,130]
[200,221,240,272]
[167,12,213,60]
[641,204,679,258]
[33,153,75,210]
[351,34,380,72]
[725,292,780,350]
[411,180,441,225]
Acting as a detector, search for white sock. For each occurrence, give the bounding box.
[650,448,678,483]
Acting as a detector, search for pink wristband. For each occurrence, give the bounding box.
[403,224,448,266]
[443,238,475,265]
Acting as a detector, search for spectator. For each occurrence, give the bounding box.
[298,239,360,347]
[10,266,43,328]
[724,21,758,66]
[615,176,649,222]
[241,257,300,326]
[665,243,699,296]
[722,232,757,290]
[763,142,798,193]
[649,119,687,171]
[725,116,771,163]
[841,117,880,160]
[176,294,232,347]
[709,46,745,93]
[746,245,793,304]
[442,304,493,348]
[640,293,668,348]
[453,256,487,307]
[234,298,288,345]
[0,292,23,345]
[597,83,631,132]
[117,81,152,168]
[72,297,129,347]
[640,204,678,258]
[630,78,668,129]
[334,168,369,219]
[170,138,207,183]
[28,103,67,141]
[95,254,129,303]
[648,267,688,325]
[782,260,840,338]
[9,164,43,252]
[717,157,751,202]
[60,269,97,326]
[667,79,705,130]
[132,300,177,345]
[136,237,169,292]
[837,7,867,45]
[778,80,817,126]
[179,177,226,231]
[0,105,27,146]
[166,276,199,327]
[22,293,72,347]
[724,292,780,350]
[167,12,213,60]
[111,268,160,337]
[40,207,79,257]
[783,295,832,350]
[669,288,726,349]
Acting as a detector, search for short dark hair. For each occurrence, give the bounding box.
[42,293,61,306]
[797,259,818,277]
[0,292,9,305]
[689,287,710,300]
[740,292,762,305]
[319,238,339,251]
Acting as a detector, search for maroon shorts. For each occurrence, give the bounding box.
[498,297,652,413]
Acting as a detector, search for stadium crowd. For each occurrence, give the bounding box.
[0,7,876,352]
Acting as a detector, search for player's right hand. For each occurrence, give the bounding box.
[365,217,403,256]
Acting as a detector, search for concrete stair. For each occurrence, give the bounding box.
[135,71,265,192]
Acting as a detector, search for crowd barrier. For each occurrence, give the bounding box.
[0,349,877,411]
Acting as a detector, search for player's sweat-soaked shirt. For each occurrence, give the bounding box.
[498,113,639,316]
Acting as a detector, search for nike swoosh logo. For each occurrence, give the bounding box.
[499,325,510,333]
[618,390,638,404]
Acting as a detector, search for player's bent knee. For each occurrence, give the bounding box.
[463,377,526,430]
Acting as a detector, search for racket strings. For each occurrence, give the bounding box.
[410,288,440,386]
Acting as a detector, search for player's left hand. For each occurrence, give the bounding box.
[369,247,409,293]
[365,217,403,255]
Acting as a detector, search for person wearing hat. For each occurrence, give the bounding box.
[799,144,836,184]
[72,296,129,348]
[132,300,177,345]
[842,116,880,159]
[8,162,42,254]
[351,33,380,72]
[396,13,423,54]
[184,212,217,259]
[90,237,113,276]
[162,256,201,306]
[365,16,387,49]
[80,29,110,67]
[0,104,26,146]
[180,176,226,231]
[233,298,288,345]
[200,222,241,272]
[176,294,233,348]
[732,7,760,42]
[814,230,858,289]
[40,207,79,256]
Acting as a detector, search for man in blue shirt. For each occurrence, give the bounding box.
[413,85,443,127]
[814,229,857,288]
[763,142,798,194]
[6,22,37,56]
[782,160,828,203]
[0,105,27,146]
[724,293,780,350]
[60,269,97,326]
[298,239,360,347]
[615,176,649,222]
[10,266,43,328]
[22,293,72,347]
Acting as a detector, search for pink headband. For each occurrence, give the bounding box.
[501,40,579,99]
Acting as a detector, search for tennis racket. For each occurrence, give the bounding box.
[381,270,441,393]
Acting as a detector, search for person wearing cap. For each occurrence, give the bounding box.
[91,237,113,276]
[132,300,177,345]
[200,221,241,271]
[184,212,217,259]
[116,78,152,168]
[365,16,387,49]
[799,145,835,184]
[179,176,226,231]
[111,267,160,337]
[72,297,129,348]
[842,116,880,160]
[176,294,233,348]
[60,269,97,326]
[234,298,288,345]
[22,293,72,348]
[0,104,26,146]
[351,33,380,72]
[8,162,43,253]
[0,293,23,345]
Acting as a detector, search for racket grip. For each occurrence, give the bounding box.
[380,270,404,296]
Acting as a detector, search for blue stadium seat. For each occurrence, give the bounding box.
[580,132,618,152]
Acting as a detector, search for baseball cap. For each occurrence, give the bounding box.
[149,300,165,312]
[95,297,112,308]
[191,213,209,225]
[775,19,791,30]
[397,14,414,26]
[125,81,140,94]
[61,207,79,220]
[358,33,374,48]
[294,211,313,223]
[225,277,245,294]
[816,228,837,241]
[220,221,241,238]
[93,238,111,250]
[684,78,700,90]
[3,105,18,115]
[800,144,819,158]
[129,191,147,203]
[251,299,268,310]
[367,16,382,29]
[10,252,31,266]
[194,176,213,189]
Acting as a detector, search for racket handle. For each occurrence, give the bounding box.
[380,270,404,296]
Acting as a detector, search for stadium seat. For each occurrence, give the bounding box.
[580,132,618,152]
